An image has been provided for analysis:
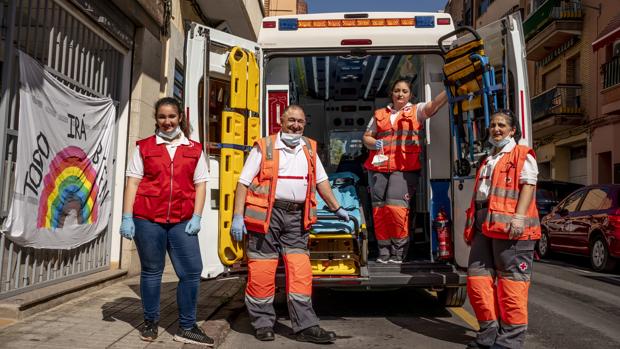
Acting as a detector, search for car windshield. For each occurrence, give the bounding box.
[537,188,555,201]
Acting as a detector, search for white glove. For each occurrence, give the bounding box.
[509,214,526,239]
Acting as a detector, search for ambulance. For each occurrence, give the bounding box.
[184,11,531,307]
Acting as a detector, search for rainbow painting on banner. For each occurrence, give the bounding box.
[37,146,99,229]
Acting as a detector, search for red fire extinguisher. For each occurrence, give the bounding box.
[434,208,453,261]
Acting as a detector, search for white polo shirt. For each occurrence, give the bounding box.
[475,138,538,201]
[238,133,328,203]
[126,134,209,184]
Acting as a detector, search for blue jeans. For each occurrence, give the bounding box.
[133,218,203,329]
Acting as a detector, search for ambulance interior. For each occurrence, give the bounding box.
[264,53,441,262]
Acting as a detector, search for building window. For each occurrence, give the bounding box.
[173,61,184,101]
[570,145,587,160]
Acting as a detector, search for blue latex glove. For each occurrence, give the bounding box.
[334,207,350,222]
[231,214,247,241]
[185,214,202,235]
[375,139,384,150]
[120,213,135,240]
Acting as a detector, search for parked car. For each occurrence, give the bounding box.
[538,184,620,272]
[536,180,584,219]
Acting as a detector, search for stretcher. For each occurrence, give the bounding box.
[309,172,367,275]
[438,26,504,177]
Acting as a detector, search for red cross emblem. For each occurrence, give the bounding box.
[519,262,528,271]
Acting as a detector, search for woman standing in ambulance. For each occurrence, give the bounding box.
[119,97,214,346]
[463,110,540,349]
[362,78,447,263]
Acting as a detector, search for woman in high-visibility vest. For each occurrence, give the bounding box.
[119,97,214,346]
[362,78,447,263]
[463,110,540,349]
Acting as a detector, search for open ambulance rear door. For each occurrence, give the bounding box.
[184,23,262,278]
[452,13,532,269]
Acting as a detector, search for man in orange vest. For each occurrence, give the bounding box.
[231,105,349,344]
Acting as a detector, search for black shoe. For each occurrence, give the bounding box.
[255,327,275,341]
[296,325,336,344]
[466,340,490,349]
[388,256,403,264]
[139,319,158,341]
[173,324,215,346]
[376,256,389,264]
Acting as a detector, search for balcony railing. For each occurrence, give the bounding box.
[531,84,583,122]
[602,56,620,89]
[523,0,583,40]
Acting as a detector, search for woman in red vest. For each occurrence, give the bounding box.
[119,97,214,346]
[362,78,447,263]
[463,110,540,349]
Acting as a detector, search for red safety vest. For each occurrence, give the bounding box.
[364,104,423,172]
[463,145,541,242]
[244,135,318,233]
[133,135,202,223]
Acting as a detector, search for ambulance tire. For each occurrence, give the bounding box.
[437,286,467,307]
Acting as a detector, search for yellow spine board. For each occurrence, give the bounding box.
[247,51,260,113]
[218,111,246,265]
[228,47,248,109]
[246,117,260,146]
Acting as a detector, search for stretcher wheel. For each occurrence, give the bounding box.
[437,286,467,307]
[455,159,471,177]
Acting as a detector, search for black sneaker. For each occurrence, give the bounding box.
[173,324,215,346]
[376,256,389,264]
[255,327,275,341]
[296,325,336,344]
[388,256,403,264]
[139,320,158,342]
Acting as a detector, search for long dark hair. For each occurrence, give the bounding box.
[389,78,412,93]
[154,97,190,137]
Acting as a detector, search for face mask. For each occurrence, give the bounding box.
[488,136,512,149]
[280,132,302,147]
[157,126,182,141]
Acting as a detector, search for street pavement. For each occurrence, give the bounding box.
[0,253,618,348]
[0,269,244,349]
[219,256,620,349]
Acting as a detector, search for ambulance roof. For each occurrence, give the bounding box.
[258,12,455,50]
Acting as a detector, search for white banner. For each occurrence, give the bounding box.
[2,52,116,249]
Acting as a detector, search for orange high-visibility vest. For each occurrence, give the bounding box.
[463,145,540,242]
[364,104,423,172]
[244,135,318,233]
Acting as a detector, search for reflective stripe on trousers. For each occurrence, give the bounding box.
[244,206,319,333]
[467,208,535,349]
[370,171,418,258]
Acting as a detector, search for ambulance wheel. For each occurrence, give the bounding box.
[437,286,467,307]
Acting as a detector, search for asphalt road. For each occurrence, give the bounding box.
[219,255,620,348]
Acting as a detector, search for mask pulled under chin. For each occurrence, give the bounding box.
[280,132,302,147]
[157,126,182,141]
[488,136,512,149]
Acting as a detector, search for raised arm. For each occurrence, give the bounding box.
[424,90,448,118]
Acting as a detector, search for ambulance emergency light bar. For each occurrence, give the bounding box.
[263,16,451,31]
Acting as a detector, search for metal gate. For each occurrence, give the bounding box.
[0,0,131,298]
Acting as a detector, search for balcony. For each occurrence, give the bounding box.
[524,0,583,61]
[531,84,585,139]
[601,56,620,115]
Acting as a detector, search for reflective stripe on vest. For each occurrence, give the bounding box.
[364,105,423,172]
[244,135,318,233]
[465,145,541,240]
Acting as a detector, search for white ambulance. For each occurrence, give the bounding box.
[184,11,531,307]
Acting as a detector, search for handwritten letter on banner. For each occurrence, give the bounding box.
[2,52,116,249]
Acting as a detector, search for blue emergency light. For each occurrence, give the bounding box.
[279,18,299,31]
[415,16,435,28]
